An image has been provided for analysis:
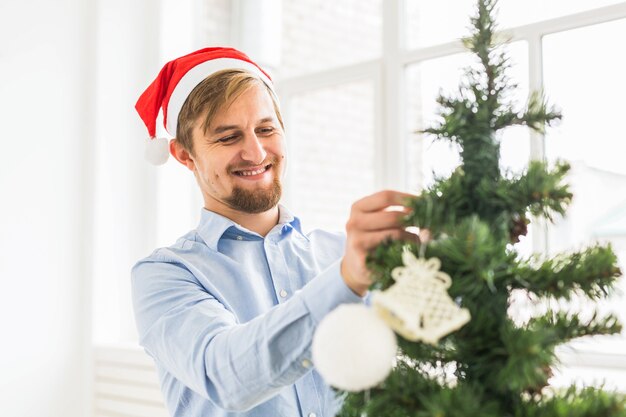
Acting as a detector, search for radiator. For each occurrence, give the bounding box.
[94,345,169,417]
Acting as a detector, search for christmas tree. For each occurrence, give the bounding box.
[335,1,626,416]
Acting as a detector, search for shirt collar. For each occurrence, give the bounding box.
[196,204,305,251]
[196,209,239,251]
[275,204,306,239]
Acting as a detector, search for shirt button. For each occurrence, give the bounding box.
[236,235,243,241]
[308,413,317,417]
[301,359,312,368]
[279,289,288,298]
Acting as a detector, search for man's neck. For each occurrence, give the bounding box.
[206,204,280,237]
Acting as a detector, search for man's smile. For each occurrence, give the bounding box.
[232,164,273,179]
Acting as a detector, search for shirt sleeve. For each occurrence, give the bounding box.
[131,256,363,412]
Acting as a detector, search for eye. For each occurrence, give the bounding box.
[216,134,238,144]
[257,127,276,136]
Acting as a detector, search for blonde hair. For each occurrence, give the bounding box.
[175,69,283,154]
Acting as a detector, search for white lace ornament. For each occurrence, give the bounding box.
[372,250,471,345]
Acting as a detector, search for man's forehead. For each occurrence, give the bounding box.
[211,116,278,133]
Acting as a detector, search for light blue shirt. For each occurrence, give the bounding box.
[131,206,365,417]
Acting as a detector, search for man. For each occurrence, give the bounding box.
[133,47,415,417]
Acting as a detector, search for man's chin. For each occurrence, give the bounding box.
[225,182,282,214]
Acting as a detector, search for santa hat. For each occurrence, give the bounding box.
[135,47,274,165]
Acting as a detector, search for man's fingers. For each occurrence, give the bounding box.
[347,210,408,232]
[351,190,416,213]
[355,228,420,250]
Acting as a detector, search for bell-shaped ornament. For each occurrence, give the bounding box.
[372,250,471,345]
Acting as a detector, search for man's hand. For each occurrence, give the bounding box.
[341,190,418,296]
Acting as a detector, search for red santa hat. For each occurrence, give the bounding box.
[135,47,274,165]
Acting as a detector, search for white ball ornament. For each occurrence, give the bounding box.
[312,303,397,392]
[145,137,170,165]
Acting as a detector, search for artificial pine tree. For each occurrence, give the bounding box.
[338,1,626,416]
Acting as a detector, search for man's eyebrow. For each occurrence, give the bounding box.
[211,117,277,134]
[212,124,238,134]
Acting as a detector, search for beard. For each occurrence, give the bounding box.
[224,159,283,214]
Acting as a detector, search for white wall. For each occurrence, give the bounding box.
[0,0,167,413]
[0,0,96,416]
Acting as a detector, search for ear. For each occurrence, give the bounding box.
[170,139,195,171]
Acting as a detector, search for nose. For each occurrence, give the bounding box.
[240,132,267,165]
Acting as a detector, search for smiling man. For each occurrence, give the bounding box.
[132,48,415,417]
[169,70,286,236]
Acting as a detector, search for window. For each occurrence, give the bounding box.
[280,0,383,77]
[287,80,377,232]
[404,0,626,48]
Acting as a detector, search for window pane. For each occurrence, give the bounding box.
[404,0,623,48]
[498,0,624,29]
[288,80,376,231]
[404,0,475,49]
[406,52,468,190]
[280,0,382,77]
[544,20,626,178]
[544,20,626,351]
[551,364,626,392]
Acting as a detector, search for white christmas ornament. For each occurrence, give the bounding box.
[145,136,170,165]
[312,303,397,392]
[373,250,471,345]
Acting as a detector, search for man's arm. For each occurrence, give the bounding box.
[132,256,360,412]
[132,190,414,411]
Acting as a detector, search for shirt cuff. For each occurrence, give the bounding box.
[295,258,365,325]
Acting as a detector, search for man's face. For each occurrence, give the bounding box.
[188,84,285,214]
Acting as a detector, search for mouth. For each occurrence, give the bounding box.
[232,164,273,178]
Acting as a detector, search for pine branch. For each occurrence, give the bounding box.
[427,216,513,293]
[366,239,415,290]
[403,171,464,233]
[416,382,501,417]
[494,322,556,394]
[423,0,504,140]
[397,333,455,364]
[517,386,626,417]
[336,362,441,417]
[495,313,621,396]
[499,160,572,222]
[529,310,622,342]
[494,91,562,132]
[513,244,622,300]
[421,93,483,145]
[339,367,504,417]
[402,171,517,239]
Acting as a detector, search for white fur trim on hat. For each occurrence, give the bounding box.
[166,58,274,136]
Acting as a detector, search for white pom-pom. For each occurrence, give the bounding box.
[144,137,169,165]
[312,304,397,392]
